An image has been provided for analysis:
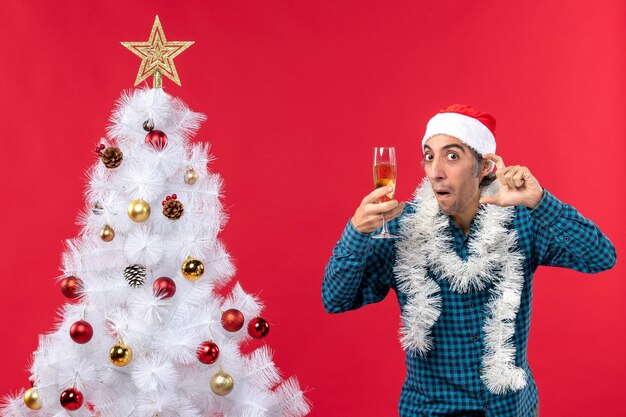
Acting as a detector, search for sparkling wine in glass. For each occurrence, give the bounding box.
[372,147,398,239]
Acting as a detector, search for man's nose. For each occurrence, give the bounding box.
[429,158,446,179]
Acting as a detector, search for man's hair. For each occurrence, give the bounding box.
[468,146,496,188]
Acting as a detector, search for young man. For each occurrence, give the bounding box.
[322,104,616,417]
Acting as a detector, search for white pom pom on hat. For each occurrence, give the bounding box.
[422,104,497,156]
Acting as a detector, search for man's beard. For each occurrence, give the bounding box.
[439,200,462,216]
[437,187,478,216]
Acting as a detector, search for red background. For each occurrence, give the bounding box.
[1,1,624,416]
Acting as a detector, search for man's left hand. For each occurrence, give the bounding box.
[479,154,544,209]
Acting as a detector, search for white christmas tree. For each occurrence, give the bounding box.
[2,17,309,417]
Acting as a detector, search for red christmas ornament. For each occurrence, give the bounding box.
[248,317,270,339]
[196,341,220,364]
[70,320,93,344]
[221,309,244,332]
[152,277,176,299]
[60,276,83,299]
[145,130,168,150]
[60,387,83,411]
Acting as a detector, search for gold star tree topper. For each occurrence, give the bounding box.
[122,15,194,88]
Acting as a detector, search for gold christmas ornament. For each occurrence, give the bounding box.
[128,199,151,222]
[109,342,133,367]
[24,388,42,410]
[210,369,234,396]
[184,167,198,185]
[121,15,194,88]
[100,224,115,242]
[181,257,204,281]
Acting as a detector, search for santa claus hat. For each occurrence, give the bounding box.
[422,104,497,156]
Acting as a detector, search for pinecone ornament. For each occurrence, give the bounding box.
[101,146,123,169]
[124,264,146,288]
[162,194,184,220]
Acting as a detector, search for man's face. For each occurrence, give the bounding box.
[423,134,482,216]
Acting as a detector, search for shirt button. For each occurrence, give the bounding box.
[469,302,475,308]
[474,335,480,341]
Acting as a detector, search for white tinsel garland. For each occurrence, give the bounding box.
[394,177,527,394]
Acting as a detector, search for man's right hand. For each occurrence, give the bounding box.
[350,186,406,234]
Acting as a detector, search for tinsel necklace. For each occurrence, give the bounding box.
[394,178,527,394]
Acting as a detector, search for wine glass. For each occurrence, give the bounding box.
[372,147,398,239]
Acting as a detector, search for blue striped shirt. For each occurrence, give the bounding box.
[322,189,616,417]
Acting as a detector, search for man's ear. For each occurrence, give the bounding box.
[480,159,492,181]
[481,159,492,177]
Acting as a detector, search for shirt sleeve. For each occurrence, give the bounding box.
[321,218,397,314]
[530,189,617,273]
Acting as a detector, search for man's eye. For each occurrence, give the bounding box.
[447,153,458,160]
[424,154,434,161]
